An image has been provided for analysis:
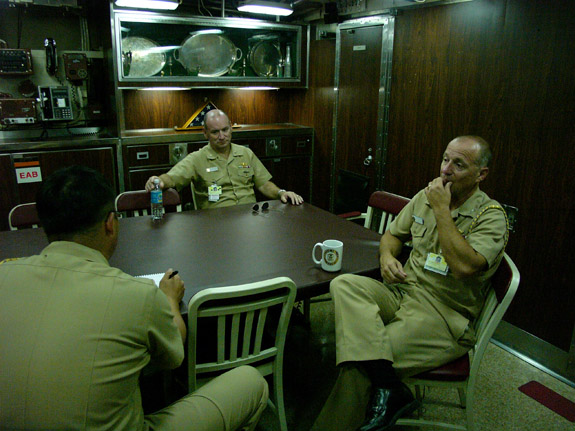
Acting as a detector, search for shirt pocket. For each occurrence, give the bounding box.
[236,167,254,184]
[199,171,224,189]
[410,222,427,250]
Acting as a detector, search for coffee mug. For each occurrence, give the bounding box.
[313,239,344,272]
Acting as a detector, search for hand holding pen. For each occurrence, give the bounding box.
[159,269,185,304]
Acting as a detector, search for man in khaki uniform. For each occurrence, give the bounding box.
[0,166,268,431]
[145,109,304,209]
[312,136,508,431]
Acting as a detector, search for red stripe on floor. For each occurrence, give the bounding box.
[519,380,575,422]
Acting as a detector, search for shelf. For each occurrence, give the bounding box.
[112,10,308,88]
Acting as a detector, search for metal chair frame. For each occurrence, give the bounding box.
[396,253,520,431]
[8,202,40,231]
[187,277,297,431]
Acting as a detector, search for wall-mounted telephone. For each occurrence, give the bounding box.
[44,38,57,76]
[37,86,73,121]
[63,53,88,84]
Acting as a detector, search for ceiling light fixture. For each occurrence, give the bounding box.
[115,0,180,10]
[237,0,293,16]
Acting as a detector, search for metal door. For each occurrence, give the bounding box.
[330,16,395,213]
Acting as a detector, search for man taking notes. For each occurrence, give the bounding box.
[0,165,268,431]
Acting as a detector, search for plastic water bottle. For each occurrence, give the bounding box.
[150,178,163,220]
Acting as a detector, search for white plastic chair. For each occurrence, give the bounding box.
[396,253,520,431]
[187,277,297,431]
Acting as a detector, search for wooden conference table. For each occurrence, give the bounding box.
[0,201,382,305]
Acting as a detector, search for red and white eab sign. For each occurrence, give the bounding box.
[15,161,43,184]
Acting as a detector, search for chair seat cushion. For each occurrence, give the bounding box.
[411,353,470,382]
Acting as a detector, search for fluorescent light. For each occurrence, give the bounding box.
[190,29,224,35]
[237,0,293,16]
[139,87,191,91]
[236,87,280,90]
[115,0,180,10]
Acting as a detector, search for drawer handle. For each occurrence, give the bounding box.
[136,151,149,160]
[296,140,307,148]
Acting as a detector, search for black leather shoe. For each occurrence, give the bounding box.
[357,383,420,431]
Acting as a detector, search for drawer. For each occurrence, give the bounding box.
[280,135,312,156]
[127,143,191,167]
[127,144,171,167]
[233,135,312,157]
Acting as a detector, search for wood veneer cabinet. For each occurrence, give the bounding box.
[121,125,313,209]
[0,140,118,232]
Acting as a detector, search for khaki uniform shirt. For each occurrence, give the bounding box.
[167,143,272,209]
[389,188,508,340]
[0,241,183,431]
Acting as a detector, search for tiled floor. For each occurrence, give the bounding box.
[255,299,575,431]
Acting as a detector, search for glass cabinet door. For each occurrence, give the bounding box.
[113,10,307,87]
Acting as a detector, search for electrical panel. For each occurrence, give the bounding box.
[0,49,33,75]
[63,53,88,83]
[0,98,37,125]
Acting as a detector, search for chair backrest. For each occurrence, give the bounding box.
[114,188,181,217]
[364,191,411,233]
[470,253,520,375]
[187,277,297,392]
[8,203,40,231]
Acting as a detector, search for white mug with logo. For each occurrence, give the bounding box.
[312,239,344,272]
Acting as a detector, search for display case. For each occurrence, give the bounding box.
[112,10,308,88]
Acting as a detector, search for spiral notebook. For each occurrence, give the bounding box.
[137,273,163,287]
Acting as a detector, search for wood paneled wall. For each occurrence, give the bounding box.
[123,89,287,129]
[385,0,575,351]
[285,39,337,210]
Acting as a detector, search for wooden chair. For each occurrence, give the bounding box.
[187,277,297,431]
[8,202,40,231]
[361,190,411,233]
[396,253,520,431]
[338,190,410,233]
[114,188,181,217]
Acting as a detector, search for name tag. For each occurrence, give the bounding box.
[208,184,222,202]
[412,215,424,225]
[206,167,219,173]
[424,252,449,276]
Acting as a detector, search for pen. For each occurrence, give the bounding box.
[169,271,179,279]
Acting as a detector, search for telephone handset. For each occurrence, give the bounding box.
[45,38,57,76]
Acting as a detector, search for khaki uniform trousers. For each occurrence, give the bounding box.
[311,274,472,431]
[145,366,268,431]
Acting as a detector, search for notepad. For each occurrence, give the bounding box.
[137,273,163,287]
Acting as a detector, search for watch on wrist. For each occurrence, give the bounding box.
[277,189,287,199]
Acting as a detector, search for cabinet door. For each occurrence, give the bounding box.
[13,147,117,205]
[0,154,20,232]
[260,156,311,203]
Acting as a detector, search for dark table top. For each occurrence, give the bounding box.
[0,201,382,304]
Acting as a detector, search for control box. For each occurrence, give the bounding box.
[63,53,88,83]
[0,98,37,125]
[0,49,33,75]
[38,86,73,121]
